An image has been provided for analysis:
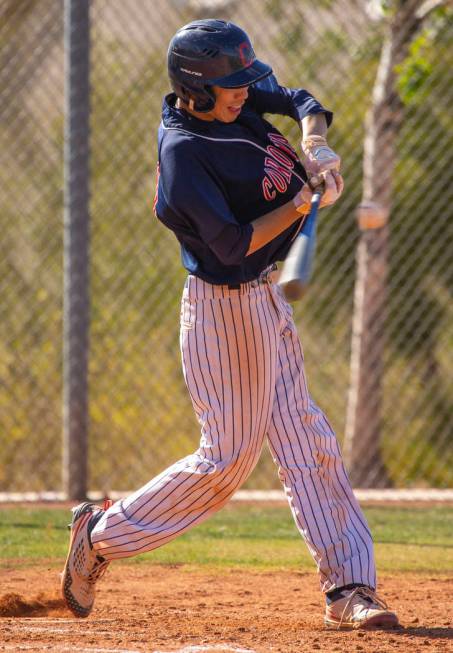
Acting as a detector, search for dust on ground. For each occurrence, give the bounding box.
[0,564,451,652]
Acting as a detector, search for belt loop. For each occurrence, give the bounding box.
[226,263,278,292]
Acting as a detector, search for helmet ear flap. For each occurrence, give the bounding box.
[179,84,192,106]
[180,85,215,113]
[200,85,216,111]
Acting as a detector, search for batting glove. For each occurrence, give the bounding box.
[301,135,341,175]
[293,170,344,214]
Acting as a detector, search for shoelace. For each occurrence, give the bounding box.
[338,586,389,629]
[87,556,110,584]
[87,498,113,585]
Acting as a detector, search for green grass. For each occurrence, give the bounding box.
[1,503,452,574]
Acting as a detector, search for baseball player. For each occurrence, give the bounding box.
[61,19,399,630]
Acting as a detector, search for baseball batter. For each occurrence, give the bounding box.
[61,19,399,630]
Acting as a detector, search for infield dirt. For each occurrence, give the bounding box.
[0,564,452,652]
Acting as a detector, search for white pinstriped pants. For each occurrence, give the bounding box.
[91,272,376,593]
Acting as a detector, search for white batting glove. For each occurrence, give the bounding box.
[301,135,341,175]
[293,170,344,214]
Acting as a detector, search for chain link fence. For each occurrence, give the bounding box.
[1,0,452,496]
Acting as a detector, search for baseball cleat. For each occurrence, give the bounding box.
[61,501,111,618]
[324,586,399,630]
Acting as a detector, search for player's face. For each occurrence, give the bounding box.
[209,85,249,122]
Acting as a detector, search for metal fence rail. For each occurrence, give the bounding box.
[1,0,452,497]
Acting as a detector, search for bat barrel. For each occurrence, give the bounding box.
[278,188,323,301]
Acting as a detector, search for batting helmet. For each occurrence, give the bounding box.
[167,19,272,112]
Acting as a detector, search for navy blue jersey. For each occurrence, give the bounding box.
[154,83,332,284]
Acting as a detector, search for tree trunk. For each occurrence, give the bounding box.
[344,3,424,487]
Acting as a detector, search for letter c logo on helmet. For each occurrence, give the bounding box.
[167,19,272,112]
[238,41,253,67]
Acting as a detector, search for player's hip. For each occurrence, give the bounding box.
[183,263,279,300]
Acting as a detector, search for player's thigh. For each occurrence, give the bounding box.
[180,290,280,441]
[267,319,338,465]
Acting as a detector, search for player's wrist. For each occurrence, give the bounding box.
[301,135,341,173]
[293,188,311,215]
[301,134,328,153]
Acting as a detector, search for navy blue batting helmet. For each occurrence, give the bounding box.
[167,19,272,112]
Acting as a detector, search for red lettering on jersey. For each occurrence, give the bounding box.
[266,168,287,193]
[153,162,160,216]
[264,156,292,185]
[261,132,301,202]
[268,132,298,161]
[262,176,276,201]
[267,145,294,169]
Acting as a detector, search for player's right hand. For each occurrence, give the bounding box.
[293,170,343,214]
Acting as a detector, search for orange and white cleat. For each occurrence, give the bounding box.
[61,501,111,618]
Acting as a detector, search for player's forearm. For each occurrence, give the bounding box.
[246,199,307,256]
[300,114,341,174]
[300,113,328,139]
[246,168,344,256]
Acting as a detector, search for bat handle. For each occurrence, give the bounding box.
[308,174,326,193]
[310,189,323,210]
[299,184,323,238]
[301,177,324,222]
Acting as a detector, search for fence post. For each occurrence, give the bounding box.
[63,0,91,500]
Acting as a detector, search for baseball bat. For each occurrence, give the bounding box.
[278,181,324,302]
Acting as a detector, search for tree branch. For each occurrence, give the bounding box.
[416,0,449,19]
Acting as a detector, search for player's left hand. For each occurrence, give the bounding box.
[301,135,341,175]
[293,169,344,214]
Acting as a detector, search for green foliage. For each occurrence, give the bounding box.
[395,8,453,105]
[0,110,64,492]
[385,7,453,480]
[396,37,433,104]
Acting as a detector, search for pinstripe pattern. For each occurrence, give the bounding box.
[91,273,376,593]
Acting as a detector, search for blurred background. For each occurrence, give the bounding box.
[1,0,452,498]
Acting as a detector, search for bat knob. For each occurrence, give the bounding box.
[308,175,326,193]
[281,279,307,302]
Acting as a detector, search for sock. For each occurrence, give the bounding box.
[87,510,105,553]
[325,583,368,605]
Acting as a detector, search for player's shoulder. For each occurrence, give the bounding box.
[158,127,208,185]
[160,94,205,140]
[160,123,205,162]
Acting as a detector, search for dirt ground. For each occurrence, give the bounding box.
[0,564,452,653]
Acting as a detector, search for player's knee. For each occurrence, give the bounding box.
[192,448,256,487]
[212,451,252,475]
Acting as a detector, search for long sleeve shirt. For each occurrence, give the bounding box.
[154,83,332,285]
